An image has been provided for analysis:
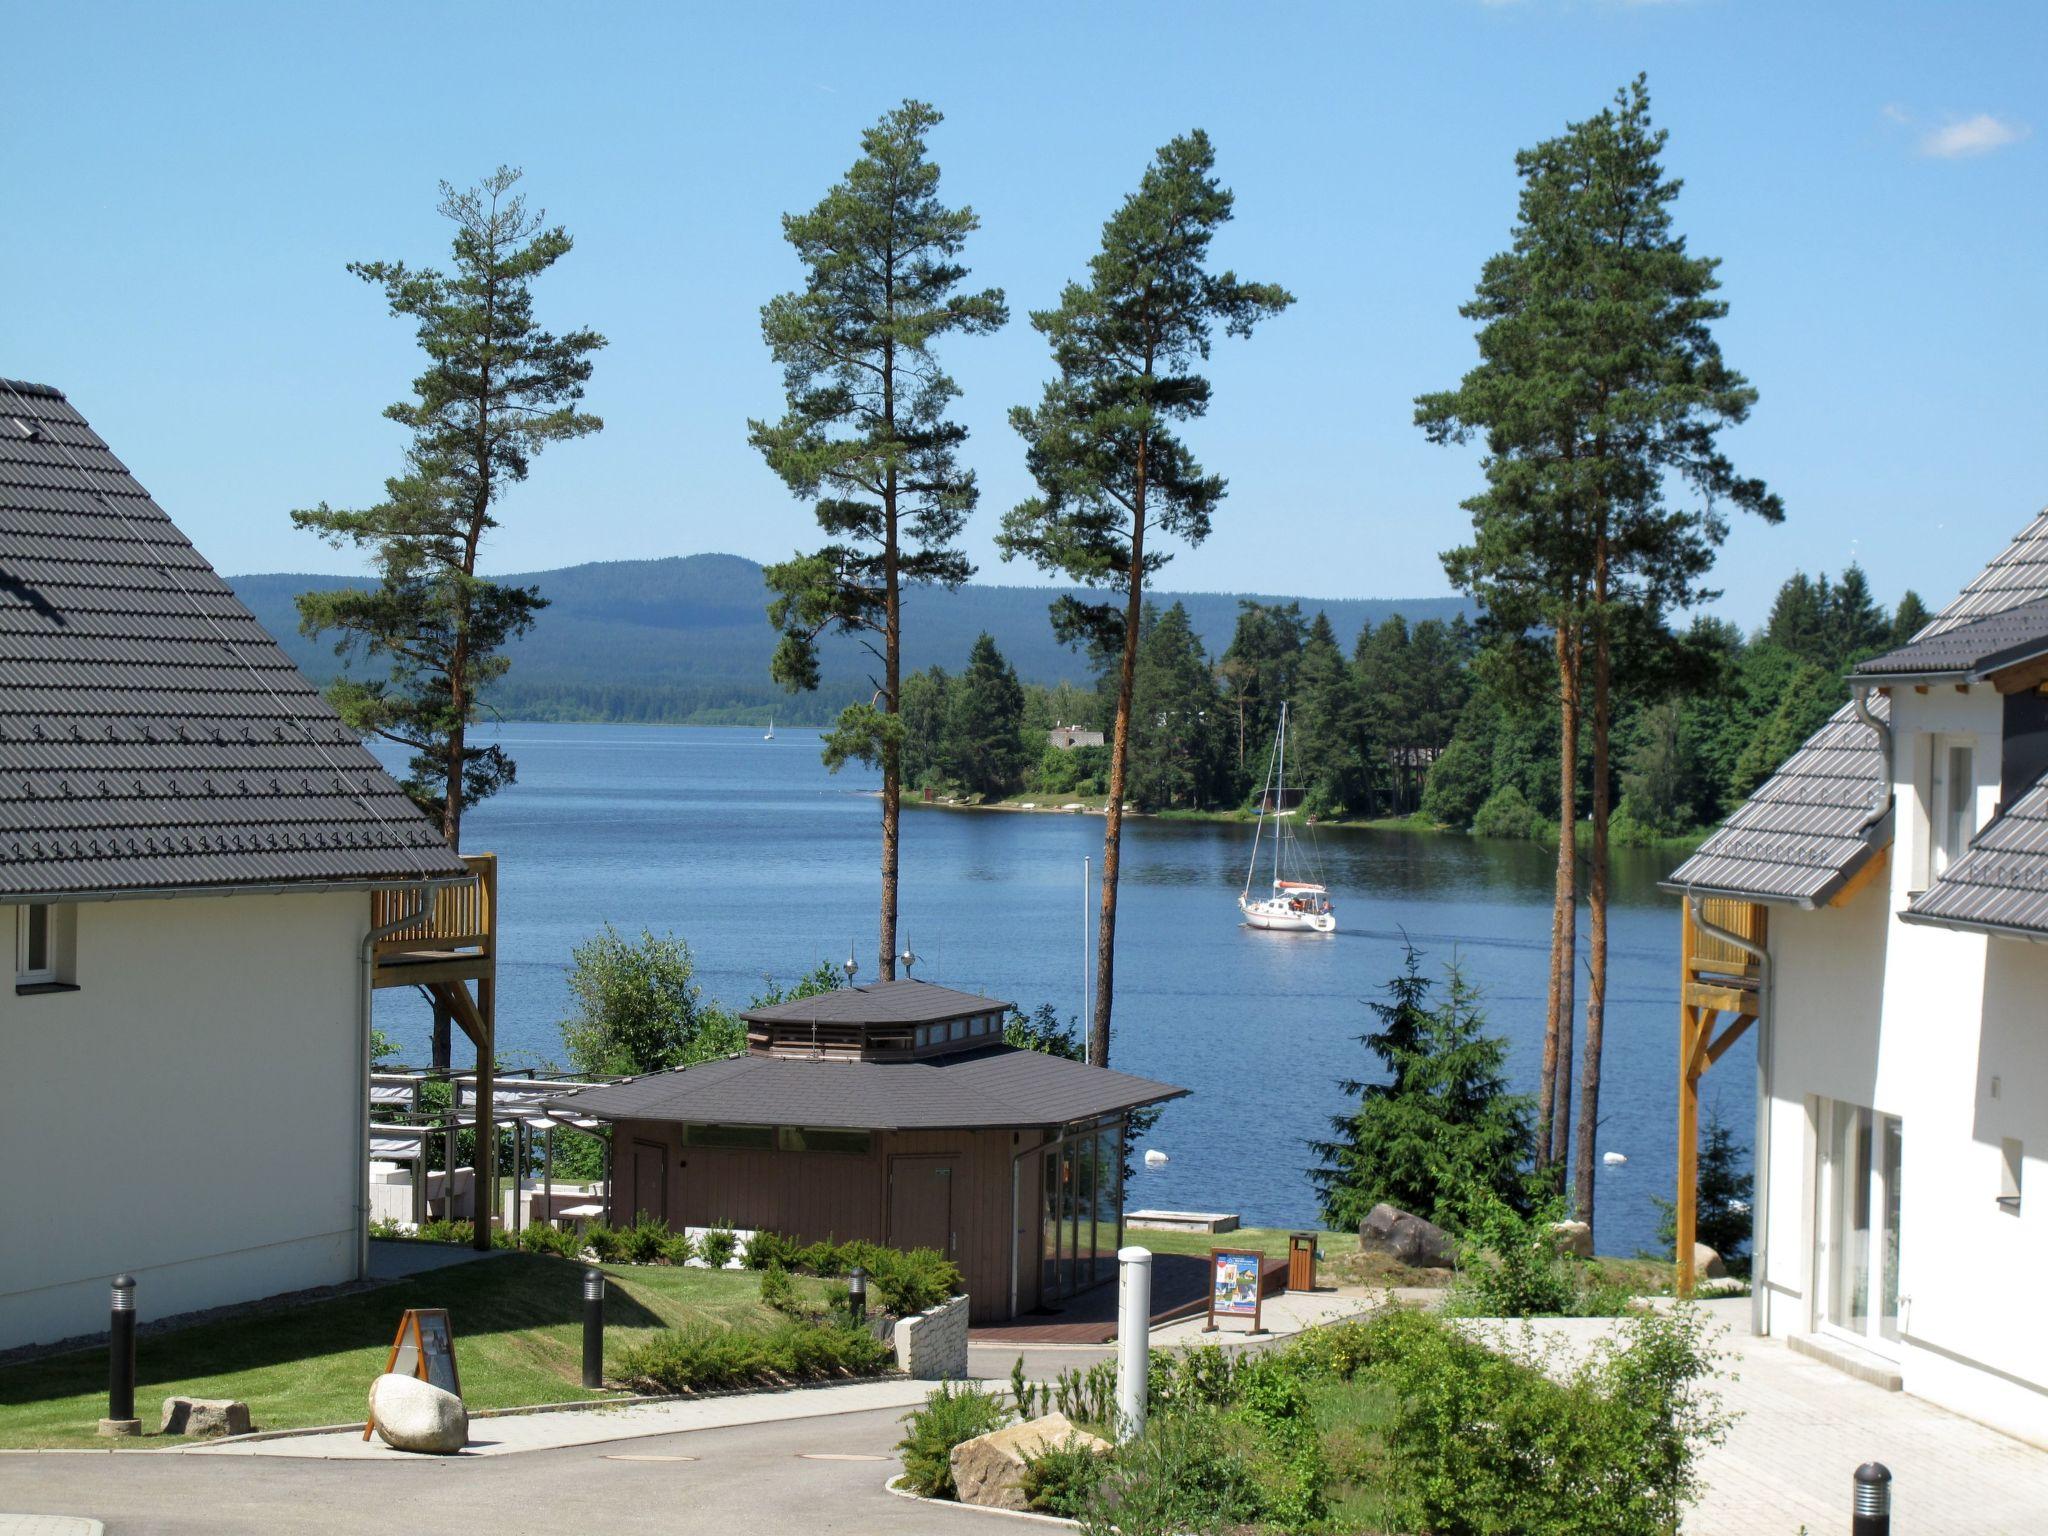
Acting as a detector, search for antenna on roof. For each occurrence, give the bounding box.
[843,946,858,983]
[899,942,918,976]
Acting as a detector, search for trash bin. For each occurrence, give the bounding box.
[1287,1232,1318,1292]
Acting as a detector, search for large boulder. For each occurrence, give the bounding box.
[1358,1203,1455,1270]
[368,1372,468,1455]
[949,1412,1113,1512]
[159,1396,251,1439]
[1694,1242,1728,1280]
[1551,1221,1594,1259]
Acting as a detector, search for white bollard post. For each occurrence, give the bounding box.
[1116,1245,1152,1442]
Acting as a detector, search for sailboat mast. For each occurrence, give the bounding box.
[1273,702,1288,889]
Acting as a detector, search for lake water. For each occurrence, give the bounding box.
[371,723,1744,1258]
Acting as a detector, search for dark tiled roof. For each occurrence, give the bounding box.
[0,378,466,898]
[1905,772,2048,936]
[549,1044,1187,1131]
[1670,510,2048,905]
[1852,596,2048,680]
[738,977,1013,1027]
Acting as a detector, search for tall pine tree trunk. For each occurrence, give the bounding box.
[1576,541,1612,1235]
[1545,626,1581,1176]
[1091,438,1149,1071]
[880,523,901,981]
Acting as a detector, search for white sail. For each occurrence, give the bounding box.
[1238,702,1336,933]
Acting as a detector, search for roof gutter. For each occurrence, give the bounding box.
[1897,907,2048,945]
[10,873,472,907]
[1687,892,1775,1336]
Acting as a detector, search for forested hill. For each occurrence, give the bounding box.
[228,553,1467,726]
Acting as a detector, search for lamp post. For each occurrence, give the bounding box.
[582,1268,606,1389]
[99,1274,139,1437]
[1853,1462,1892,1536]
[847,1265,868,1327]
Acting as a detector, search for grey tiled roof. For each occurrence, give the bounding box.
[549,1044,1187,1131]
[0,378,466,898]
[1671,510,2048,905]
[1852,595,2048,680]
[1905,773,2048,935]
[739,977,1013,1027]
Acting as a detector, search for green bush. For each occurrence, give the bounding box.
[1021,1438,1109,1517]
[699,1223,738,1269]
[659,1230,697,1267]
[794,1240,846,1274]
[760,1264,804,1317]
[870,1248,961,1315]
[624,1215,671,1265]
[896,1382,1012,1499]
[583,1222,627,1263]
[518,1222,583,1259]
[614,1318,892,1394]
[368,1217,407,1239]
[1080,1409,1267,1536]
[1445,1186,1635,1319]
[1471,784,1542,840]
[745,1229,801,1270]
[1367,1306,1728,1536]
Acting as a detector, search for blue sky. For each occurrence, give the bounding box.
[2,1,2041,627]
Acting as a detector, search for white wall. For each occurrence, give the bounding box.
[1764,682,2048,1445]
[0,888,367,1348]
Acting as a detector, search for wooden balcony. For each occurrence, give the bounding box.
[1681,894,1764,1016]
[371,852,496,989]
[1677,894,1765,1294]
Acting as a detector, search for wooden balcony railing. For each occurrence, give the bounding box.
[372,852,496,962]
[1681,895,1764,1007]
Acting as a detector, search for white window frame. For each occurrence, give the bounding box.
[16,904,56,987]
[1921,733,1979,886]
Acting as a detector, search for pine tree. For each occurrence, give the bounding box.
[295,166,604,848]
[1417,77,1780,1242]
[752,101,1008,981]
[1310,944,1533,1232]
[1890,589,1932,647]
[1000,130,1291,1068]
[1293,611,1373,814]
[944,634,1029,796]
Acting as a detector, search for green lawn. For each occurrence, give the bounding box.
[0,1251,832,1450]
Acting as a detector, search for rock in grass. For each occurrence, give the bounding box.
[949,1413,1112,1511]
[158,1396,251,1438]
[1550,1220,1594,1259]
[1694,1242,1728,1280]
[1358,1203,1456,1270]
[368,1372,467,1454]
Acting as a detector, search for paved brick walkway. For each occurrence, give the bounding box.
[1517,1300,2048,1535]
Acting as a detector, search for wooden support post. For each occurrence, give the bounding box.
[473,975,495,1252]
[1677,1001,1700,1296]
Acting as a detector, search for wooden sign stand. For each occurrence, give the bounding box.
[1202,1247,1266,1336]
[363,1308,462,1440]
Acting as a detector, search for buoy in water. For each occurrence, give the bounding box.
[1143,1149,1168,1169]
[1602,1152,1628,1166]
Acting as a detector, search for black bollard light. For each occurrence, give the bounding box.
[847,1265,868,1327]
[1852,1461,1892,1536]
[100,1273,139,1437]
[582,1267,606,1389]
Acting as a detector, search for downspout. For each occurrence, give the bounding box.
[1689,894,1773,1337]
[1852,684,1893,830]
[359,892,430,1280]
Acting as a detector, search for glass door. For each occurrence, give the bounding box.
[1818,1100,1902,1352]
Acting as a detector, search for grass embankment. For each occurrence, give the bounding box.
[0,1252,836,1450]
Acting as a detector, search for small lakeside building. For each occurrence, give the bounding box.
[0,378,496,1350]
[1669,510,2048,1445]
[550,978,1187,1323]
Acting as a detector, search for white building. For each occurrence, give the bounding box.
[0,378,471,1350]
[1670,512,2048,1445]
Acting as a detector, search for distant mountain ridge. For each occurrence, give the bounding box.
[227,553,1468,725]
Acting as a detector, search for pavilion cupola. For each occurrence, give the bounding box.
[737,978,1013,1062]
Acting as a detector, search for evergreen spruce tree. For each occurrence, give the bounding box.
[295,166,604,849]
[1001,134,1290,1067]
[944,634,1029,797]
[1310,944,1533,1232]
[1890,589,1932,647]
[1293,611,1373,815]
[752,101,1007,981]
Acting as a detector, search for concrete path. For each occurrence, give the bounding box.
[191,1378,948,1460]
[0,1520,102,1536]
[1508,1299,2048,1536]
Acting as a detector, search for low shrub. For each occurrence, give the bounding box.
[660,1230,697,1267]
[613,1317,892,1395]
[416,1218,475,1246]
[367,1217,407,1239]
[1367,1305,1728,1536]
[1444,1186,1636,1319]
[517,1222,583,1259]
[897,1382,1011,1498]
[745,1229,801,1271]
[1080,1408,1266,1536]
[1021,1437,1109,1518]
[583,1222,627,1263]
[1472,784,1543,841]
[624,1215,671,1265]
[870,1248,960,1315]
[699,1223,738,1269]
[759,1263,804,1317]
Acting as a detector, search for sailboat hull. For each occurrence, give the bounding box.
[1239,897,1336,934]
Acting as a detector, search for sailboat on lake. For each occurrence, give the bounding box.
[1238,701,1336,934]
[763,716,775,742]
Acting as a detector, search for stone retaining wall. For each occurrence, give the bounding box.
[892,1293,970,1380]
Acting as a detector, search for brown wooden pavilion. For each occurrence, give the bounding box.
[549,978,1187,1323]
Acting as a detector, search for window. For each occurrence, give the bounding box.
[1930,739,1977,879]
[15,904,72,991]
[2000,1138,2023,1215]
[680,1124,774,1150]
[777,1127,872,1155]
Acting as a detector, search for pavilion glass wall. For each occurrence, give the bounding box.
[1039,1115,1126,1304]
